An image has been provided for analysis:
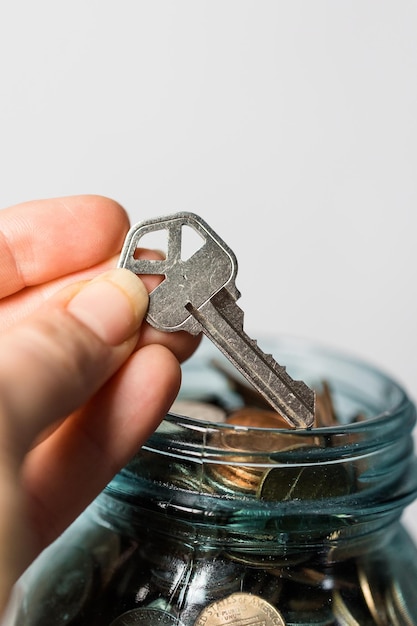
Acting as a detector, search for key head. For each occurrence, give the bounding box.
[118,212,239,333]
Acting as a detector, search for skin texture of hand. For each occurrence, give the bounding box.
[0,195,200,616]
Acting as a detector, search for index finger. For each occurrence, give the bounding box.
[0,195,130,299]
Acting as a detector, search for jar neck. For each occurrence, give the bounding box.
[92,338,417,565]
[92,487,404,565]
[94,402,417,562]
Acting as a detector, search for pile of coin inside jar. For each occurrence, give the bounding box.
[16,364,413,626]
[100,364,410,626]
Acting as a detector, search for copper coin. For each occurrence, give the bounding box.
[210,359,272,410]
[193,592,286,625]
[208,459,265,493]
[315,380,339,427]
[223,409,305,453]
[226,408,290,429]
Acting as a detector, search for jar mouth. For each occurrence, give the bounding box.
[98,338,417,558]
[141,336,415,464]
[176,335,410,421]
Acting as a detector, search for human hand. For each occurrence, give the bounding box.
[0,195,199,614]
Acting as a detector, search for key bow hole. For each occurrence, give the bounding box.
[180,224,206,262]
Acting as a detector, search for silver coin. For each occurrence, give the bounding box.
[170,399,226,423]
[18,544,95,625]
[332,589,374,625]
[284,587,333,625]
[386,572,415,626]
[110,607,183,625]
[226,549,308,569]
[284,608,334,626]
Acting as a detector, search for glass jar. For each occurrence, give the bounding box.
[14,337,417,625]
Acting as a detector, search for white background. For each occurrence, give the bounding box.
[0,3,416,533]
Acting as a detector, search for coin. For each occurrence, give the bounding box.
[152,553,242,601]
[284,603,334,626]
[277,570,331,617]
[210,358,273,410]
[226,408,290,429]
[193,592,286,625]
[171,399,227,423]
[350,412,367,423]
[161,461,214,493]
[315,381,338,427]
[207,458,265,493]
[82,523,121,587]
[258,462,352,501]
[241,569,283,604]
[17,544,95,625]
[221,407,313,455]
[278,565,327,587]
[110,607,183,625]
[357,560,389,626]
[385,588,405,626]
[385,572,415,626]
[226,550,308,569]
[332,588,374,625]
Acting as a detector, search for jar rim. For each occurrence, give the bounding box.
[103,337,417,549]
[143,336,415,454]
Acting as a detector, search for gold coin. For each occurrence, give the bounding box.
[332,588,374,625]
[258,462,352,501]
[357,561,389,626]
[193,592,286,626]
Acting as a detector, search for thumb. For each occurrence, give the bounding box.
[0,268,148,457]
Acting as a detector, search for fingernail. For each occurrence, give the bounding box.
[67,269,148,345]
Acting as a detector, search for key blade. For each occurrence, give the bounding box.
[186,290,315,430]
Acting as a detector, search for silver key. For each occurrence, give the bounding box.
[118,212,315,429]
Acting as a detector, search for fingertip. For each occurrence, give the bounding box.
[67,269,149,346]
[101,342,183,444]
[137,324,202,363]
[56,195,131,252]
[68,195,130,232]
[0,195,132,299]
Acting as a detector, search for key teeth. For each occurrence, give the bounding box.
[264,352,316,416]
[247,341,285,370]
[247,341,290,377]
[265,352,285,370]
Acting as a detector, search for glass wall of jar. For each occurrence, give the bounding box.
[13,337,417,625]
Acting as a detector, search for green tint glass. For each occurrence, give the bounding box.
[14,337,417,625]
